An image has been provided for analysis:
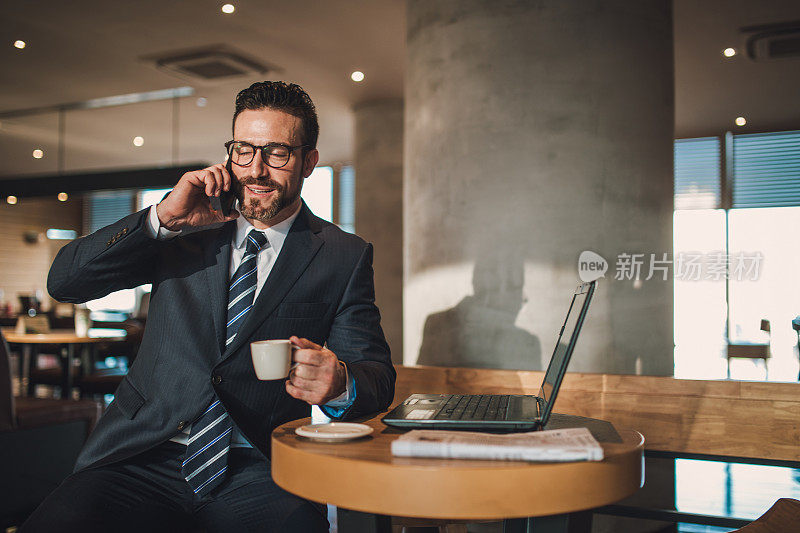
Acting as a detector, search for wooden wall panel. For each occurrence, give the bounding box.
[394,365,800,462]
[0,197,82,313]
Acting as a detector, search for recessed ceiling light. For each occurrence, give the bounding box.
[351,71,365,82]
[133,136,144,147]
[723,47,737,58]
[57,192,68,202]
[221,4,235,14]
[735,116,747,126]
[7,196,18,205]
[32,149,44,159]
[14,40,26,49]
[196,97,208,107]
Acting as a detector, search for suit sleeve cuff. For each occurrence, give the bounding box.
[147,205,182,240]
[320,362,357,418]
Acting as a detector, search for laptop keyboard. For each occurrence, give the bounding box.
[433,394,511,421]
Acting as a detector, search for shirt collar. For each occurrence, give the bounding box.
[232,202,301,256]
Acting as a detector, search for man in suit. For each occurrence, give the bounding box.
[23,81,395,532]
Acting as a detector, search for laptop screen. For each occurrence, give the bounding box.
[538,281,595,412]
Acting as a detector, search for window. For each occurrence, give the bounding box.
[673,130,800,382]
[138,188,172,211]
[673,209,727,379]
[83,190,134,234]
[674,137,721,210]
[83,190,137,315]
[82,188,170,316]
[302,166,333,222]
[732,131,800,208]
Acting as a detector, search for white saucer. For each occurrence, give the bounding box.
[295,422,373,442]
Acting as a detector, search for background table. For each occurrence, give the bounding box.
[2,328,126,397]
[272,414,644,533]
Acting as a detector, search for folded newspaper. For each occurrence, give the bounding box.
[391,427,604,462]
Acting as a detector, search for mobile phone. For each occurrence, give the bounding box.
[209,159,236,217]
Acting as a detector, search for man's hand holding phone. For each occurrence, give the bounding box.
[156,163,239,231]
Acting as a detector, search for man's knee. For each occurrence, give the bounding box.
[20,468,188,533]
[20,478,103,533]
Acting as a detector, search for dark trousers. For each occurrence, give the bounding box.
[20,441,328,533]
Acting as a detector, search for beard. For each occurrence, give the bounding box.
[233,177,299,222]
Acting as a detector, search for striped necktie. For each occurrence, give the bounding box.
[182,229,269,497]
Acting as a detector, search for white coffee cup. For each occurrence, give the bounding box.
[251,339,298,380]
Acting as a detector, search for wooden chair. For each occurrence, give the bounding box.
[731,498,800,532]
[23,311,85,396]
[0,330,101,528]
[26,318,144,399]
[27,357,80,396]
[75,318,144,399]
[727,319,771,379]
[10,312,69,397]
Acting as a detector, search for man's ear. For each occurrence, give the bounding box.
[302,149,320,179]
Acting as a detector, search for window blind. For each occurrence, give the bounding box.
[674,137,721,210]
[732,130,800,208]
[83,190,135,234]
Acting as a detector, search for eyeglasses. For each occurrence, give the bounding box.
[224,140,308,168]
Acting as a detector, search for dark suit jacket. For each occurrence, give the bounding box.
[47,203,395,472]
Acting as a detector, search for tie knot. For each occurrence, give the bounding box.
[245,230,269,254]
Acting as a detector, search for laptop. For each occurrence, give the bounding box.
[382,280,596,431]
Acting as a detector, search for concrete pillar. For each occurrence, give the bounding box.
[354,99,404,363]
[405,0,674,375]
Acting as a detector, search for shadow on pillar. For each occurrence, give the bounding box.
[417,253,541,370]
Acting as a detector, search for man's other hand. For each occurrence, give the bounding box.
[156,164,239,231]
[286,336,347,406]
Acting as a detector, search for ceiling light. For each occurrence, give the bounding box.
[221,4,235,14]
[32,149,44,159]
[57,192,68,202]
[735,116,747,126]
[7,196,18,205]
[133,136,144,147]
[351,71,365,82]
[196,97,208,107]
[723,47,737,57]
[14,40,26,49]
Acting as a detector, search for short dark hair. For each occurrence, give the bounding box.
[232,81,319,149]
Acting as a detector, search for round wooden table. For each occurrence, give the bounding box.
[272,415,644,532]
[2,328,127,396]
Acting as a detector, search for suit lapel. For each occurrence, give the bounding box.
[203,222,235,355]
[221,205,324,360]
